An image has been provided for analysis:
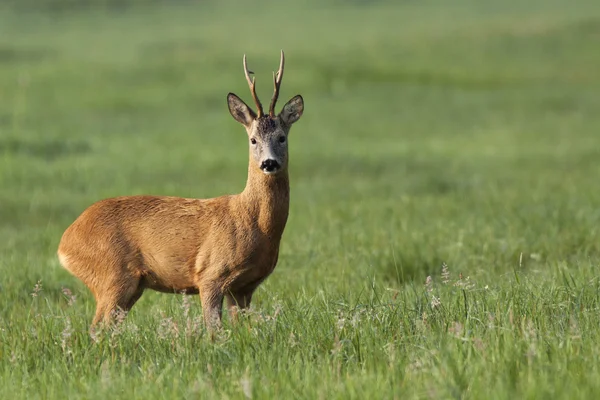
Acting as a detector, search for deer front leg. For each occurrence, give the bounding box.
[199,285,224,330]
[226,288,255,322]
[226,277,265,322]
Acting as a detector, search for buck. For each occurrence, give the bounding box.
[57,51,304,330]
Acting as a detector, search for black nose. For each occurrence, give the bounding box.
[260,159,280,172]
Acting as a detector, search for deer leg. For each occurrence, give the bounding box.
[226,278,264,322]
[226,289,254,322]
[122,285,144,311]
[92,301,108,327]
[91,277,143,328]
[199,286,224,330]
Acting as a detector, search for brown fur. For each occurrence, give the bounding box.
[57,52,303,330]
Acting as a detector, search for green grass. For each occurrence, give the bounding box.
[2,0,600,398]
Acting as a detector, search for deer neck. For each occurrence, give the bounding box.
[239,163,290,237]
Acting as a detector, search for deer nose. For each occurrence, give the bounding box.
[260,159,280,172]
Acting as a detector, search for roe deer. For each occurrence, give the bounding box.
[57,51,304,330]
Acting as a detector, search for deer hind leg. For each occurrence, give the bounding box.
[91,276,144,328]
[92,301,108,327]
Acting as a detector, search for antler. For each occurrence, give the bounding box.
[243,54,264,117]
[269,50,285,117]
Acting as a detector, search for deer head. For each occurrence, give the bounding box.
[227,51,304,175]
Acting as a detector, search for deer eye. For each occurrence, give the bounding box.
[278,136,286,143]
[250,138,257,145]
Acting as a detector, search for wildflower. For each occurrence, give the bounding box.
[158,314,179,339]
[425,276,433,292]
[350,309,363,328]
[114,308,128,325]
[181,292,192,319]
[383,342,396,364]
[421,311,428,328]
[271,304,282,320]
[441,263,450,284]
[61,317,74,355]
[108,308,128,346]
[454,275,475,290]
[31,280,43,298]
[90,327,101,344]
[408,359,424,372]
[62,287,77,306]
[263,303,282,322]
[180,294,201,336]
[430,295,441,309]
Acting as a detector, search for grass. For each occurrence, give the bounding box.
[1,0,600,398]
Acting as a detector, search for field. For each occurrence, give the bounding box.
[1,0,600,398]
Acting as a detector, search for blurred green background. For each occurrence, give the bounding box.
[1,0,600,398]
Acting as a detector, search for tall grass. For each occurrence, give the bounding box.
[1,0,600,398]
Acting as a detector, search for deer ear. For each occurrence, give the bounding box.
[227,93,256,127]
[279,95,304,126]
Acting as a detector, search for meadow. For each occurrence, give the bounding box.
[1,0,600,398]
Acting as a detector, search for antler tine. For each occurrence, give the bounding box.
[243,54,264,117]
[269,50,285,117]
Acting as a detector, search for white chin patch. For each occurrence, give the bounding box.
[262,169,279,176]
